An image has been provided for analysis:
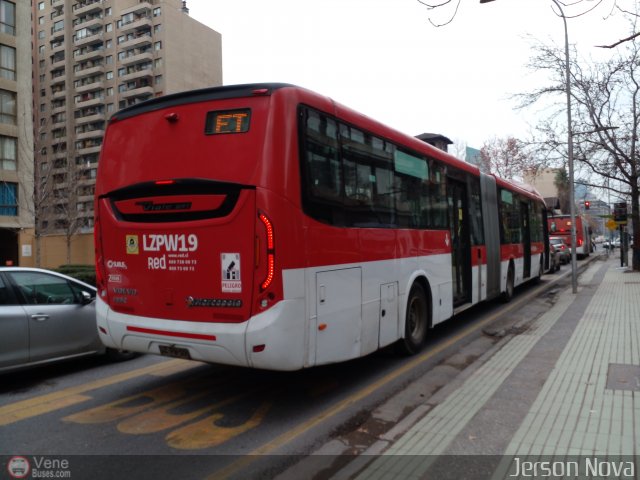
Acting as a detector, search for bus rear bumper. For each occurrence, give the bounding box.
[96,297,306,370]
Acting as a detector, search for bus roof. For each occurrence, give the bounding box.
[108,82,544,203]
[109,82,296,123]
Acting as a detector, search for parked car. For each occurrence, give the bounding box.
[0,267,135,374]
[549,236,570,264]
[549,244,561,272]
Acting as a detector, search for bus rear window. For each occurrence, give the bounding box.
[205,109,251,135]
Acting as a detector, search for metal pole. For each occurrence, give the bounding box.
[551,0,578,293]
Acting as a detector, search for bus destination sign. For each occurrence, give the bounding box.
[205,109,251,135]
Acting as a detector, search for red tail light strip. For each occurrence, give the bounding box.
[259,213,275,291]
[127,326,216,341]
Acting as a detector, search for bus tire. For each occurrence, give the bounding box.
[501,263,515,303]
[398,282,429,355]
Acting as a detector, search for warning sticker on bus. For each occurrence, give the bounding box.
[221,253,242,292]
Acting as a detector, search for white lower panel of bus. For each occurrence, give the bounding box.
[96,253,542,370]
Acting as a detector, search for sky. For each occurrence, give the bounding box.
[186,0,634,151]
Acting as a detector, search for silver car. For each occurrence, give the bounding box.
[0,267,134,373]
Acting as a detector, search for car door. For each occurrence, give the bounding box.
[0,273,29,369]
[8,271,102,363]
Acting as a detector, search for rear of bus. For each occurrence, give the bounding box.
[94,83,307,370]
[549,215,589,257]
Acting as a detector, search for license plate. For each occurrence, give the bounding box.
[159,345,191,360]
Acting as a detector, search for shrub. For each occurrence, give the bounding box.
[55,264,96,286]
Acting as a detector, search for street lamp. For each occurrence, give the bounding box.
[480,0,578,293]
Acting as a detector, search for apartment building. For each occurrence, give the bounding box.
[0,1,34,267]
[32,0,222,267]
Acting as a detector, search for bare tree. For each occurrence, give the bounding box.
[479,136,541,180]
[517,33,640,270]
[417,0,639,49]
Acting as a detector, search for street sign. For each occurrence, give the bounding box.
[606,219,617,231]
[613,202,627,223]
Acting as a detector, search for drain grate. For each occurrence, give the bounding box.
[606,364,640,392]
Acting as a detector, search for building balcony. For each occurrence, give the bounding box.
[52,89,67,100]
[119,51,153,67]
[76,145,102,155]
[120,1,152,16]
[120,17,152,35]
[76,128,104,141]
[74,48,104,63]
[75,81,104,94]
[73,0,103,16]
[51,57,66,69]
[75,96,104,108]
[74,64,104,78]
[119,32,152,50]
[75,112,105,125]
[50,42,65,55]
[119,85,154,99]
[75,16,103,31]
[51,104,67,115]
[119,68,152,83]
[74,32,103,47]
[50,29,65,43]
[50,74,66,87]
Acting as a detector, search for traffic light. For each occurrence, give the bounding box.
[584,201,590,210]
[613,202,627,222]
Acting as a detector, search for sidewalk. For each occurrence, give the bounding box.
[341,255,640,479]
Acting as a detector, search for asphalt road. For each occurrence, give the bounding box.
[0,261,585,480]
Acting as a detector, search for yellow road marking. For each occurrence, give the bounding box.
[208,284,548,479]
[117,390,251,435]
[0,359,195,427]
[64,380,194,425]
[168,399,274,450]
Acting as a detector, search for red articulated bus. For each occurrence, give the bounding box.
[548,214,591,258]
[94,83,549,371]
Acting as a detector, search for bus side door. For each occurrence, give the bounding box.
[315,268,362,365]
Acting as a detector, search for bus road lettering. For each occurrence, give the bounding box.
[148,255,167,270]
[143,234,198,253]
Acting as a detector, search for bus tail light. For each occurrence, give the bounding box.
[258,212,275,292]
[94,214,108,301]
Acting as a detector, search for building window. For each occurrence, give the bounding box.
[154,41,161,51]
[0,181,17,216]
[105,23,112,33]
[155,75,162,85]
[106,87,113,96]
[0,45,16,81]
[0,90,17,125]
[0,1,15,35]
[0,135,16,170]
[39,45,45,55]
[39,15,44,25]
[153,7,161,17]
[106,71,113,80]
[154,24,161,33]
[38,1,44,11]
[105,7,112,16]
[105,55,113,64]
[38,30,45,39]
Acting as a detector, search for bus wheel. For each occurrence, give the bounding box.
[398,283,428,355]
[501,263,515,303]
[536,258,544,281]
